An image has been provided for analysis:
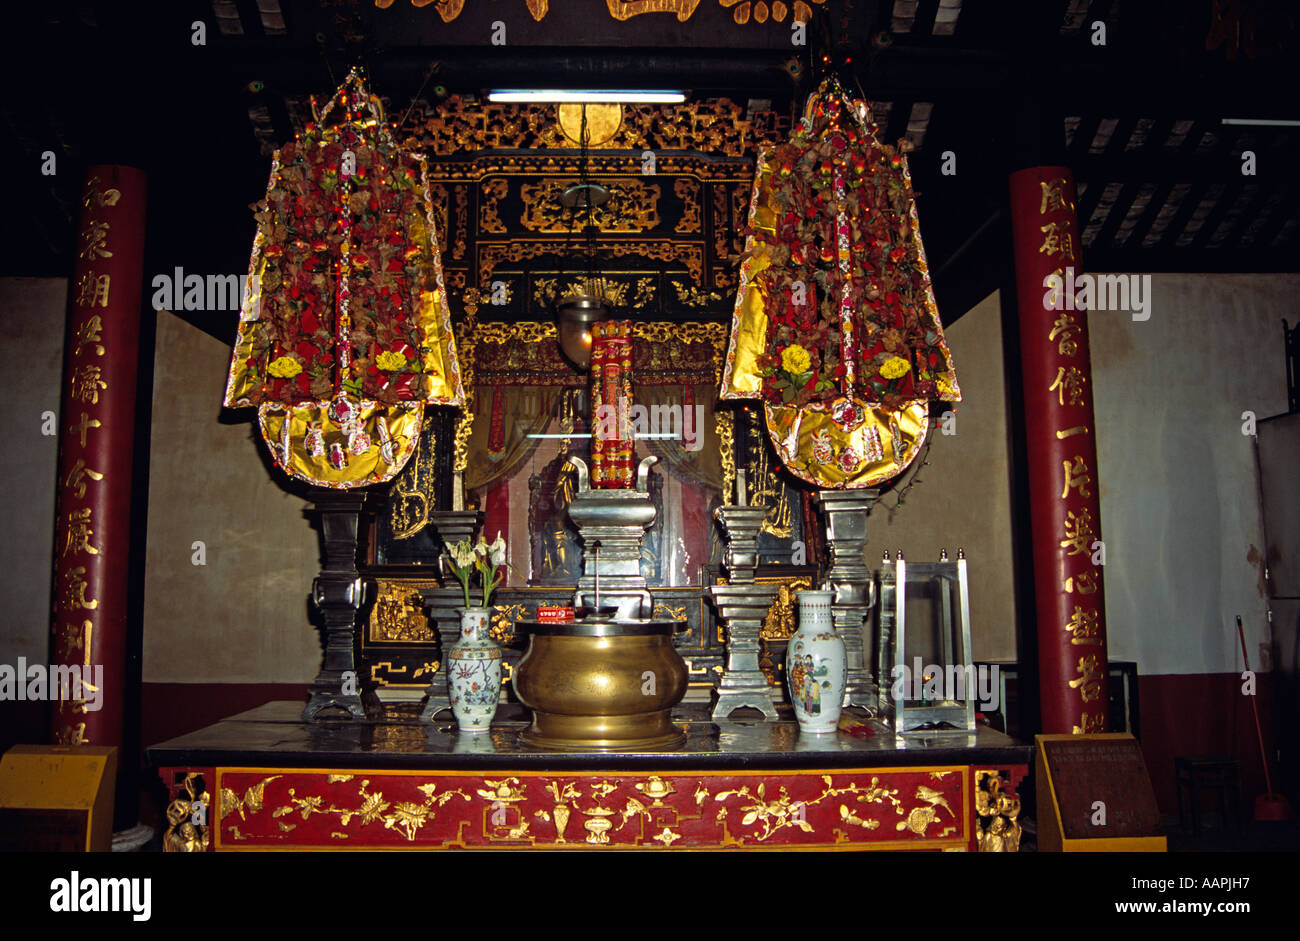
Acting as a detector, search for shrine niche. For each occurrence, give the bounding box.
[331,94,804,702]
[359,319,818,698]
[209,76,979,731]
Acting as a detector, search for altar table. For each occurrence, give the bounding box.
[148,702,1030,851]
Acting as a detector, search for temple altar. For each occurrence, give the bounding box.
[9,0,1298,879]
[141,73,1036,853]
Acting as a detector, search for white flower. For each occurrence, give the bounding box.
[489,534,507,568]
[448,539,475,570]
[473,536,490,561]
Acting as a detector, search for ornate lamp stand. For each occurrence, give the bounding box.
[417,508,484,722]
[814,488,881,713]
[709,505,781,721]
[303,490,369,720]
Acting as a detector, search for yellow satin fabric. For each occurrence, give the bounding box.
[765,398,929,489]
[258,402,424,490]
[416,287,465,405]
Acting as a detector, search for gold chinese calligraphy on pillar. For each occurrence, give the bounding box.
[1009,166,1110,735]
[50,166,147,751]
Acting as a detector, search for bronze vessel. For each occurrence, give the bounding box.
[514,618,688,750]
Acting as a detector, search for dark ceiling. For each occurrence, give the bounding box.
[2,0,1297,342]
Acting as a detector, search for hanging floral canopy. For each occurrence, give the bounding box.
[720,79,959,489]
[224,69,464,488]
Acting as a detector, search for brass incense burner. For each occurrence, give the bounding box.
[514,618,688,751]
[514,453,687,750]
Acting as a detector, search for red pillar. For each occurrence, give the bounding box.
[1008,167,1110,735]
[50,166,147,753]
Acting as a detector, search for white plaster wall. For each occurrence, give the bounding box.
[142,311,321,682]
[136,272,1296,683]
[0,278,66,664]
[1090,273,1295,676]
[871,289,1018,661]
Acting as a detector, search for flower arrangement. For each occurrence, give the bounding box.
[240,102,436,408]
[749,81,958,412]
[443,533,510,609]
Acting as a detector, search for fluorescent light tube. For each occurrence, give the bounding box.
[525,433,679,439]
[1221,118,1300,127]
[489,90,686,103]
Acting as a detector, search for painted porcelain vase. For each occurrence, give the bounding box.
[786,589,846,734]
[447,607,502,733]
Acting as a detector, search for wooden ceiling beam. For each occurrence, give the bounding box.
[1250,179,1296,246]
[1121,180,1176,251]
[1081,244,1298,273]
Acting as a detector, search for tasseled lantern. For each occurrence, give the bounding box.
[720,79,959,488]
[224,69,464,488]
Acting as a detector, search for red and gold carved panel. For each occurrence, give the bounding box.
[212,766,975,850]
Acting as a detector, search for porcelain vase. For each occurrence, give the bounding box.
[786,589,846,734]
[447,607,501,733]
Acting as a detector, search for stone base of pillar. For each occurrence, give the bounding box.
[111,823,155,853]
[814,488,881,714]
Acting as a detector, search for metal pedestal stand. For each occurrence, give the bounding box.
[303,490,369,720]
[814,488,881,713]
[709,505,781,721]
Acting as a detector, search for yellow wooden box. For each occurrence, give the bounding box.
[0,745,117,851]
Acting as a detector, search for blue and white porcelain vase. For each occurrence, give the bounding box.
[786,589,846,734]
[447,607,501,733]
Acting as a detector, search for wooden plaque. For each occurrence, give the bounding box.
[1036,733,1165,852]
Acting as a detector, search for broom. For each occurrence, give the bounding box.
[1236,615,1294,821]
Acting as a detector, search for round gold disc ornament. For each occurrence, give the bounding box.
[557,102,622,147]
[719,80,959,489]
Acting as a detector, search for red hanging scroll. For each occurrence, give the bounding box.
[50,166,147,748]
[1008,167,1110,735]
